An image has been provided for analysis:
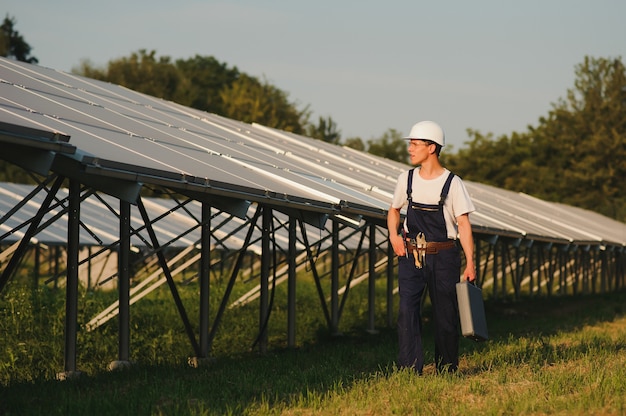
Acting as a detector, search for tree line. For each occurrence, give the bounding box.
[1,15,624,222]
[442,56,626,222]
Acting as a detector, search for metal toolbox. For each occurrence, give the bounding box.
[456,281,488,341]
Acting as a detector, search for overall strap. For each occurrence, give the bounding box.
[439,172,456,206]
[406,168,415,202]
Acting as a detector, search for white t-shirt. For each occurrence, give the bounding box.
[391,168,475,239]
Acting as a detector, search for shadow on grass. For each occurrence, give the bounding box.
[483,290,626,339]
[458,290,626,375]
[1,290,625,415]
[0,327,400,415]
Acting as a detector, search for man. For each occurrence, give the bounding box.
[387,120,476,374]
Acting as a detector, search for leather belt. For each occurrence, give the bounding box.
[405,238,456,254]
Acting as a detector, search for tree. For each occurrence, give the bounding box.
[219,74,308,134]
[444,56,626,221]
[442,129,535,193]
[0,15,38,63]
[77,50,188,105]
[174,55,240,114]
[343,136,366,151]
[366,128,408,163]
[77,51,310,135]
[305,116,341,144]
[530,56,626,220]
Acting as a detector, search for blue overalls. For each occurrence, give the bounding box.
[397,169,461,373]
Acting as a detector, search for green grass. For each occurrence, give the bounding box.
[1,276,625,415]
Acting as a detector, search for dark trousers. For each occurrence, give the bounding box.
[397,247,461,373]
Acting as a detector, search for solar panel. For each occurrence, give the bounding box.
[1,57,625,247]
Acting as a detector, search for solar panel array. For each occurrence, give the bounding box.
[1,57,625,248]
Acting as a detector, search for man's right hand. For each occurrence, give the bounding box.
[389,233,407,257]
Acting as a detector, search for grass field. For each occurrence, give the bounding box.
[1,276,625,415]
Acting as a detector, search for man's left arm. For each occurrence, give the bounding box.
[457,213,476,282]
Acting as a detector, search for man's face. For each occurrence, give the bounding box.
[407,139,432,164]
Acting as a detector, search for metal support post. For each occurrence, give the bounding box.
[287,218,297,347]
[367,222,378,334]
[58,179,81,380]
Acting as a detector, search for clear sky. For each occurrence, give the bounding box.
[4,0,626,150]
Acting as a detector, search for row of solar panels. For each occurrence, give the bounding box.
[1,57,625,248]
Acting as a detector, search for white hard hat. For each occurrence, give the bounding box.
[404,121,445,147]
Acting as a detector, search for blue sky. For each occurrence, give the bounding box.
[4,0,626,150]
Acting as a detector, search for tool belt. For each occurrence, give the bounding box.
[405,239,456,254]
[405,232,457,268]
